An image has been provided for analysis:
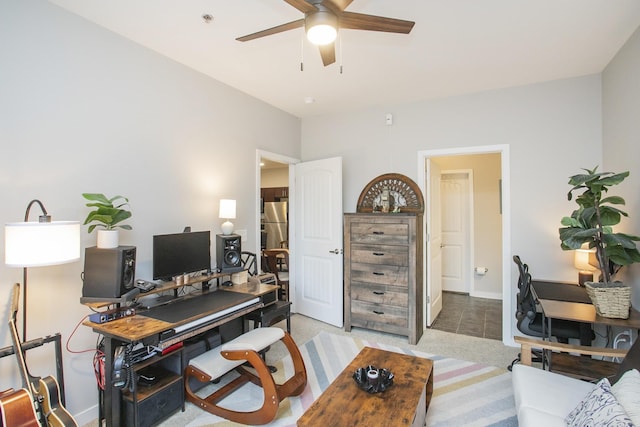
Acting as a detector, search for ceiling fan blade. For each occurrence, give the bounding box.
[284,0,318,14]
[339,11,415,34]
[236,19,305,42]
[319,43,336,66]
[321,0,354,13]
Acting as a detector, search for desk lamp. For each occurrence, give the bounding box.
[574,246,597,286]
[5,199,80,342]
[219,199,236,235]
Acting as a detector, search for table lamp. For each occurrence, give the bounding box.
[574,246,597,286]
[5,199,80,342]
[219,199,236,235]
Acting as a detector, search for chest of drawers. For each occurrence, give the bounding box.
[344,213,423,344]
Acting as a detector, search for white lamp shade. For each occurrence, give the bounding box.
[5,221,80,267]
[219,199,236,219]
[574,247,597,271]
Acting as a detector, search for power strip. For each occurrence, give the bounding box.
[89,307,136,324]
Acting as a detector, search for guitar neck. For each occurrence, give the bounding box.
[8,284,39,396]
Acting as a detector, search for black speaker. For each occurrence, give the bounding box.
[216,234,243,273]
[82,246,136,298]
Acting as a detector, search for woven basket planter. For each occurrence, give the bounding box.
[585,282,631,319]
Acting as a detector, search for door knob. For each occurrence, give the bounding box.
[329,248,343,254]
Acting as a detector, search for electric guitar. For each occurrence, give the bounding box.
[8,283,78,427]
[0,388,39,427]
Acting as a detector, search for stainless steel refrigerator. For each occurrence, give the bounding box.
[263,201,287,249]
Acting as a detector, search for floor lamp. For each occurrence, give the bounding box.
[4,199,80,343]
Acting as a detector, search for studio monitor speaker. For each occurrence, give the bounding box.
[216,234,243,273]
[82,246,136,298]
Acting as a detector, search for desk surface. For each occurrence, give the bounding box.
[532,281,640,329]
[83,284,277,342]
[537,299,640,329]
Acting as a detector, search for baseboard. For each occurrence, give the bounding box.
[469,290,502,300]
[73,403,98,426]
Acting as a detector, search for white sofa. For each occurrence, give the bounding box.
[512,336,640,427]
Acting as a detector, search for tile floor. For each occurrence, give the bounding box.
[430,291,503,340]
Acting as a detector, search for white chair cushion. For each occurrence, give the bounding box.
[512,364,593,423]
[222,327,284,352]
[611,369,640,425]
[565,378,633,427]
[189,327,285,380]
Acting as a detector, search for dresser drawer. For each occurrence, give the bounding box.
[351,283,408,308]
[349,223,409,245]
[351,244,408,266]
[351,300,408,328]
[351,263,408,287]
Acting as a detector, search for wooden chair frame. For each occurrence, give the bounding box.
[185,331,307,425]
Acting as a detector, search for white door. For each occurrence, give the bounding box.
[294,157,343,327]
[426,159,443,326]
[441,172,471,293]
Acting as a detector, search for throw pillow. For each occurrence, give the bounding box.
[565,378,633,427]
[612,369,640,426]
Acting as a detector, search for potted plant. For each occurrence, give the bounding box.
[559,166,640,318]
[83,193,132,248]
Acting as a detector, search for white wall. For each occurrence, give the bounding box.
[302,75,604,341]
[261,167,289,188]
[603,25,640,307]
[0,1,300,423]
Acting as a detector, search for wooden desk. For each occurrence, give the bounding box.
[84,284,274,427]
[297,347,433,427]
[532,281,640,379]
[531,280,640,330]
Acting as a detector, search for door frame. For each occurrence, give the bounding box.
[417,144,512,344]
[255,150,300,305]
[441,169,474,295]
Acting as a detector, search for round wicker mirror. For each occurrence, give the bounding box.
[356,173,424,214]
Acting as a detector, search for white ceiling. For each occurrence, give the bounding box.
[48,0,640,118]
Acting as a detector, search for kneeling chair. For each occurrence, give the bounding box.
[185,327,307,425]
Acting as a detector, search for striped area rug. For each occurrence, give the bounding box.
[185,331,517,427]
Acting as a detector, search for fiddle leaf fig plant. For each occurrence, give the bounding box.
[82,193,132,233]
[559,166,640,285]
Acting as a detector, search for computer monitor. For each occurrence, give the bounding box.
[152,230,211,281]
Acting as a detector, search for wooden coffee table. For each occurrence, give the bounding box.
[297,346,433,427]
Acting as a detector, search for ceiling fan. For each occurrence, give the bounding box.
[236,0,415,66]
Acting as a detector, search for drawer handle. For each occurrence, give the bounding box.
[373,310,384,315]
[372,252,385,256]
[372,272,384,276]
[373,291,385,295]
[372,231,385,235]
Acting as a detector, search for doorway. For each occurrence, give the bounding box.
[418,145,511,343]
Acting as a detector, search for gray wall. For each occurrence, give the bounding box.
[302,75,603,280]
[603,25,640,308]
[0,1,299,423]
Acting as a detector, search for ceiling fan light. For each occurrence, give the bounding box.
[306,11,337,45]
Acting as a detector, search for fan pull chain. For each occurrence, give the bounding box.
[339,33,343,74]
[300,32,305,71]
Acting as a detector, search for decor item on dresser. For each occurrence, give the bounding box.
[344,173,424,344]
[558,166,640,318]
[82,193,132,249]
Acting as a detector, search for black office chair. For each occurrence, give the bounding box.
[509,255,586,370]
[241,251,258,276]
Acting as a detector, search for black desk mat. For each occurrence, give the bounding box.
[531,280,592,304]
[142,290,255,324]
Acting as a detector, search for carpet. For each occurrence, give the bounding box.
[185,331,517,426]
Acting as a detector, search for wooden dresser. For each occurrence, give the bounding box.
[344,213,423,344]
